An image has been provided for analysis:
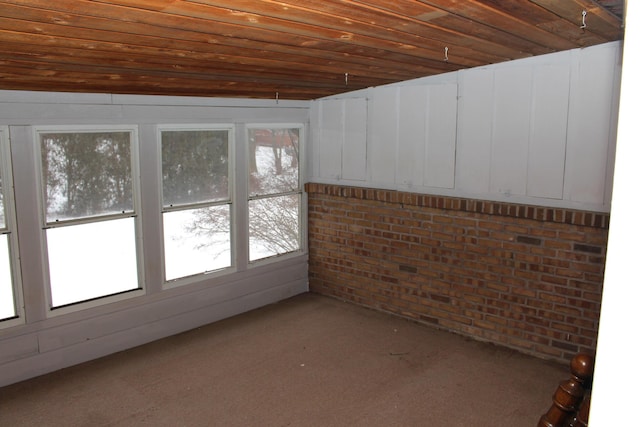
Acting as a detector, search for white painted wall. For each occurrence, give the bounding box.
[310,42,622,212]
[0,92,310,387]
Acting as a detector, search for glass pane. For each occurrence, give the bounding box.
[161,130,229,207]
[249,195,300,261]
[163,205,231,281]
[0,234,16,320]
[40,132,133,222]
[47,218,139,308]
[248,128,299,197]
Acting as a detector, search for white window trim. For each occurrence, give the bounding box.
[32,125,146,317]
[0,126,25,328]
[156,124,236,288]
[245,123,306,266]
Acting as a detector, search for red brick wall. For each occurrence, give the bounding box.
[306,183,609,362]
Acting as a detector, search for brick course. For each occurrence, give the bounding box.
[306,183,609,362]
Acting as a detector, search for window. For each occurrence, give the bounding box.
[160,127,232,281]
[37,128,142,309]
[0,130,21,322]
[247,126,303,262]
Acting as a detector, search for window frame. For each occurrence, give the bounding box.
[245,123,305,265]
[0,126,24,328]
[33,125,145,316]
[157,124,236,287]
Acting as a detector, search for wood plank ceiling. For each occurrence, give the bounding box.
[0,0,625,100]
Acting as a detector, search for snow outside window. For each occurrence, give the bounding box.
[38,128,142,309]
[160,127,232,281]
[247,126,302,262]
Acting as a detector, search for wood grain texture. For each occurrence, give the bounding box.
[0,0,624,99]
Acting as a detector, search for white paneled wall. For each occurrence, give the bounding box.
[370,87,398,184]
[396,83,457,189]
[342,98,368,181]
[527,64,571,199]
[310,41,622,212]
[565,44,621,206]
[397,86,425,188]
[311,98,368,182]
[457,68,493,195]
[490,66,533,197]
[424,83,457,189]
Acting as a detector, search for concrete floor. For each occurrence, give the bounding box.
[0,293,566,426]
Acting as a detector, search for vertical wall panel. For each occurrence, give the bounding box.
[456,69,493,194]
[9,126,48,322]
[490,67,533,197]
[527,64,571,199]
[397,86,427,187]
[603,48,622,209]
[317,99,343,180]
[369,87,398,184]
[342,98,367,181]
[308,101,321,179]
[425,83,457,189]
[564,45,618,205]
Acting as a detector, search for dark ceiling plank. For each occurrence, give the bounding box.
[593,0,624,19]
[0,77,340,100]
[0,62,340,99]
[187,0,534,61]
[476,0,620,44]
[0,1,460,76]
[341,0,556,56]
[0,41,394,89]
[0,57,363,92]
[0,23,427,84]
[528,0,623,39]
[0,22,456,86]
[346,0,574,57]
[88,0,504,66]
[0,78,332,99]
[410,0,600,51]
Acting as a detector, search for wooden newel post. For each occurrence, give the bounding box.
[537,353,595,427]
[571,393,591,427]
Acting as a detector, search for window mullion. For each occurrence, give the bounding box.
[162,199,230,214]
[43,212,137,229]
[248,189,301,201]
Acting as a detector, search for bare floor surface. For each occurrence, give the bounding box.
[0,293,564,426]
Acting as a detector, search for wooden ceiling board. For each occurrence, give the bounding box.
[0,41,400,90]
[469,0,611,45]
[1,1,462,72]
[188,0,527,60]
[97,0,506,66]
[0,0,625,99]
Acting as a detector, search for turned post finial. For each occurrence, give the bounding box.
[537,353,594,427]
[570,354,594,384]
